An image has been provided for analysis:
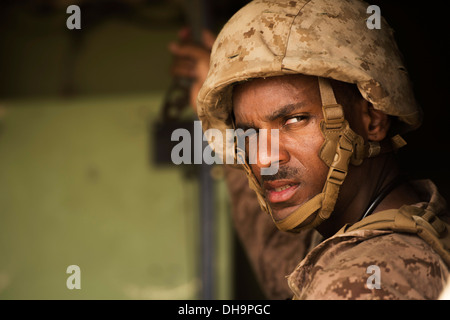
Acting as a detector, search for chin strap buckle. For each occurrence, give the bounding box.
[327,130,354,186]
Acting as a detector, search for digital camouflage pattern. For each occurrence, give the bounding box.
[197,0,450,299]
[440,278,450,299]
[287,180,450,299]
[288,230,449,299]
[197,0,422,160]
[198,0,424,233]
[225,167,450,299]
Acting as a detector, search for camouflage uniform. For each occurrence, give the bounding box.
[224,165,321,299]
[440,277,450,300]
[288,181,450,300]
[197,0,450,299]
[227,164,450,299]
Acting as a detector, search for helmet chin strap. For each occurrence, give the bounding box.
[274,77,366,231]
[236,77,406,233]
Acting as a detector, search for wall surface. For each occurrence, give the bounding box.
[0,1,233,300]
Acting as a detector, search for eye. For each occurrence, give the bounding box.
[284,115,308,126]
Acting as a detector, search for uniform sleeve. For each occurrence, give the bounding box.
[288,231,449,300]
[223,165,321,299]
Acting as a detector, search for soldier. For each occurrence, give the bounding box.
[172,0,450,299]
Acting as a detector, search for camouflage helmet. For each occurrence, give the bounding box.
[197,0,422,231]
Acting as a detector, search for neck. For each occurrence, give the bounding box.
[316,153,420,238]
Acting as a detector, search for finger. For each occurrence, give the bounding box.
[169,42,210,60]
[170,63,197,79]
[171,57,196,71]
[178,27,191,41]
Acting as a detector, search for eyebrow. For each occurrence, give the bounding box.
[267,102,306,122]
[234,102,307,131]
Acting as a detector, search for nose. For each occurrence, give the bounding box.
[254,129,287,175]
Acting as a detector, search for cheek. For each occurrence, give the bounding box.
[285,129,329,183]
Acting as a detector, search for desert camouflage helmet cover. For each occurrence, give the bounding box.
[197,0,422,159]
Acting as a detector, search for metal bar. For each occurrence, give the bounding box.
[184,0,215,300]
[200,155,214,299]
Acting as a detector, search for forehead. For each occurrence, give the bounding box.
[234,74,318,96]
[232,74,321,118]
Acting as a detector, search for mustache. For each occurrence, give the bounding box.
[260,166,300,183]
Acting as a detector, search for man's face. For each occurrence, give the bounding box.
[233,74,329,222]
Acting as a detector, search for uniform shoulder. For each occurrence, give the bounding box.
[288,230,449,300]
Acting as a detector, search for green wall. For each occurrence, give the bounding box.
[0,3,233,300]
[0,95,232,300]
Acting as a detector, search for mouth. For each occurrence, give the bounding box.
[264,180,300,204]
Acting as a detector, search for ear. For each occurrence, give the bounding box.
[365,105,390,142]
